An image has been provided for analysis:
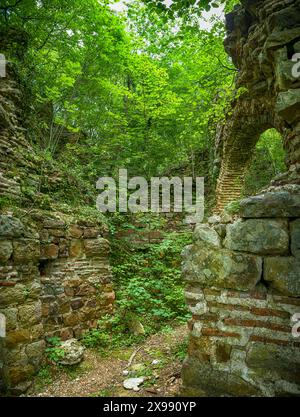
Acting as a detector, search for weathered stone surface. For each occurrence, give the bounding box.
[181,356,259,397]
[213,223,227,239]
[193,224,221,248]
[0,307,17,330]
[239,188,300,218]
[264,257,300,297]
[291,219,300,258]
[225,219,289,255]
[8,364,35,385]
[0,216,25,238]
[26,340,45,368]
[40,243,59,260]
[123,377,145,391]
[43,218,65,229]
[83,238,110,256]
[69,239,83,257]
[67,224,83,239]
[276,89,300,124]
[246,343,300,371]
[83,227,99,238]
[0,240,13,262]
[207,215,221,224]
[0,284,26,306]
[18,302,41,326]
[57,339,85,365]
[182,245,262,291]
[13,240,40,263]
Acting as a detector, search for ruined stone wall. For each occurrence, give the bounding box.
[0,215,43,395]
[0,36,115,395]
[215,0,300,213]
[0,212,114,394]
[182,0,300,397]
[181,186,300,396]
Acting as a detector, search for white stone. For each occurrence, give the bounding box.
[57,339,85,366]
[123,377,145,391]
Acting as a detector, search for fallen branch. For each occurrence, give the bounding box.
[126,346,142,369]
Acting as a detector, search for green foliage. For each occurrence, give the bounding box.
[81,216,192,350]
[171,336,189,361]
[244,129,286,196]
[35,365,53,389]
[2,0,235,191]
[45,337,65,363]
[110,223,192,332]
[0,197,16,211]
[81,329,110,349]
[224,200,241,214]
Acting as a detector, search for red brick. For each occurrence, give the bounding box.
[249,335,300,347]
[273,296,300,307]
[203,288,221,296]
[193,313,219,322]
[0,281,16,287]
[207,301,249,312]
[202,327,240,338]
[224,318,290,333]
[250,307,290,319]
[227,290,266,300]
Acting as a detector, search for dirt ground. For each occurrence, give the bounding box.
[26,325,188,397]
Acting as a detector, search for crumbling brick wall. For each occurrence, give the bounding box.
[214,0,300,213]
[0,34,115,395]
[182,0,300,396]
[181,186,300,396]
[0,212,114,394]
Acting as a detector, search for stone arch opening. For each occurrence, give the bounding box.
[214,105,274,213]
[243,128,286,197]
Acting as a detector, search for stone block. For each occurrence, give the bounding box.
[181,356,259,397]
[0,216,25,238]
[239,188,300,218]
[69,239,83,257]
[83,238,110,257]
[291,219,300,258]
[13,240,40,263]
[67,224,83,239]
[18,302,41,326]
[246,343,300,374]
[182,245,262,291]
[193,224,221,248]
[225,219,289,255]
[264,257,300,296]
[0,240,13,263]
[40,243,59,260]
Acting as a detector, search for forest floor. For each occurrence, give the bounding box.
[27,325,188,397]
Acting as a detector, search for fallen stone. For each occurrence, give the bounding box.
[128,318,145,336]
[123,377,144,391]
[57,339,85,366]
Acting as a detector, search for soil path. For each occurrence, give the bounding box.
[27,325,188,397]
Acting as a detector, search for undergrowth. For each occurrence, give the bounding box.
[82,214,192,351]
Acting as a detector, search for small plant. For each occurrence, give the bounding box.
[171,336,189,362]
[224,200,241,214]
[35,365,53,390]
[45,337,65,363]
[81,329,110,349]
